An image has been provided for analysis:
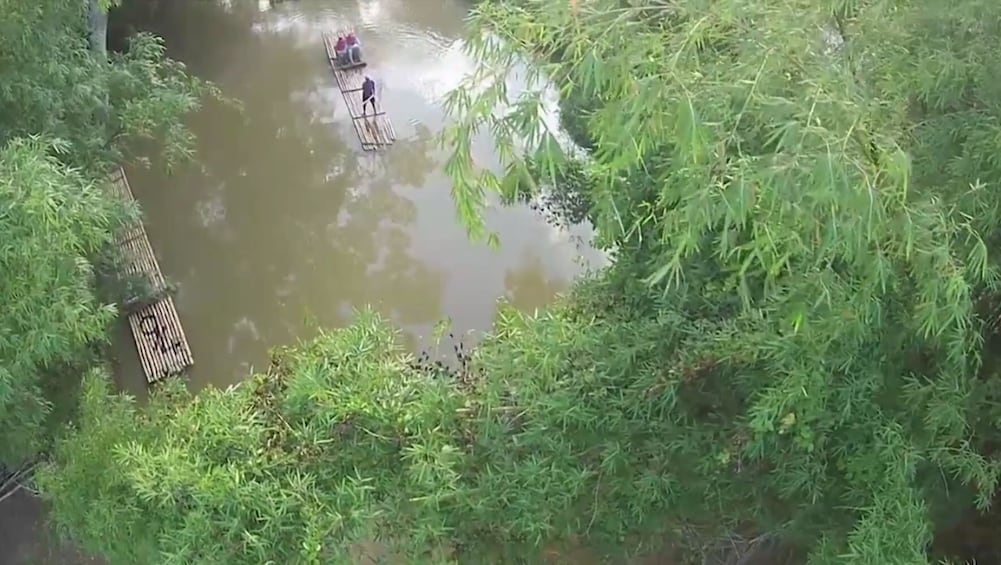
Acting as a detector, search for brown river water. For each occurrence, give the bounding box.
[109,0,604,394]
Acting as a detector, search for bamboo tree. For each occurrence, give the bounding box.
[0,0,216,171]
[87,0,117,57]
[0,138,119,465]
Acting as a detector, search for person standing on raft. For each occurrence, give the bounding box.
[362,75,377,116]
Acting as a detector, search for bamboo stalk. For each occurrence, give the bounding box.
[157,297,193,370]
[130,310,161,383]
[163,297,194,366]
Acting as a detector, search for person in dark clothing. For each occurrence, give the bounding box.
[361,76,376,116]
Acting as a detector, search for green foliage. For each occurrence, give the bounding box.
[49,303,723,563]
[40,312,467,564]
[437,0,1001,561]
[0,138,118,466]
[35,368,159,563]
[0,0,216,171]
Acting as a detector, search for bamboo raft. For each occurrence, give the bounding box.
[108,169,193,385]
[321,31,397,150]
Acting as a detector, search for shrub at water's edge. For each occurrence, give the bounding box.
[45,302,683,564]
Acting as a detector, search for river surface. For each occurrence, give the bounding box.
[110,0,603,393]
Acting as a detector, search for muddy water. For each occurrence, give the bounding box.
[111,0,602,392]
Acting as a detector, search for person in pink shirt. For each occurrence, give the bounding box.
[334,36,348,65]
[345,32,363,64]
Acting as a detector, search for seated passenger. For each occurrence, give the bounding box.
[334,35,348,65]
[346,33,363,64]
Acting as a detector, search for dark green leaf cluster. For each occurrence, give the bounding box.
[0,138,118,466]
[40,312,470,564]
[0,0,214,172]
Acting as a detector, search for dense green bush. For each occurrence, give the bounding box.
[0,139,119,466]
[42,300,706,564]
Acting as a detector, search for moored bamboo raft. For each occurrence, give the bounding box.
[321,31,397,151]
[107,169,193,385]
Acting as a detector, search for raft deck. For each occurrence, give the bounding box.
[108,169,193,385]
[322,32,397,151]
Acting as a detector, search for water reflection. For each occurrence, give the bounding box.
[503,253,570,314]
[112,0,604,389]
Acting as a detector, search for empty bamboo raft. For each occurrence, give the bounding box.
[108,168,193,385]
[321,31,397,150]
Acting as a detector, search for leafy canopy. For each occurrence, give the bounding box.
[0,0,213,171]
[41,312,467,564]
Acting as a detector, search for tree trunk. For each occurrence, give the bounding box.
[87,0,108,57]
